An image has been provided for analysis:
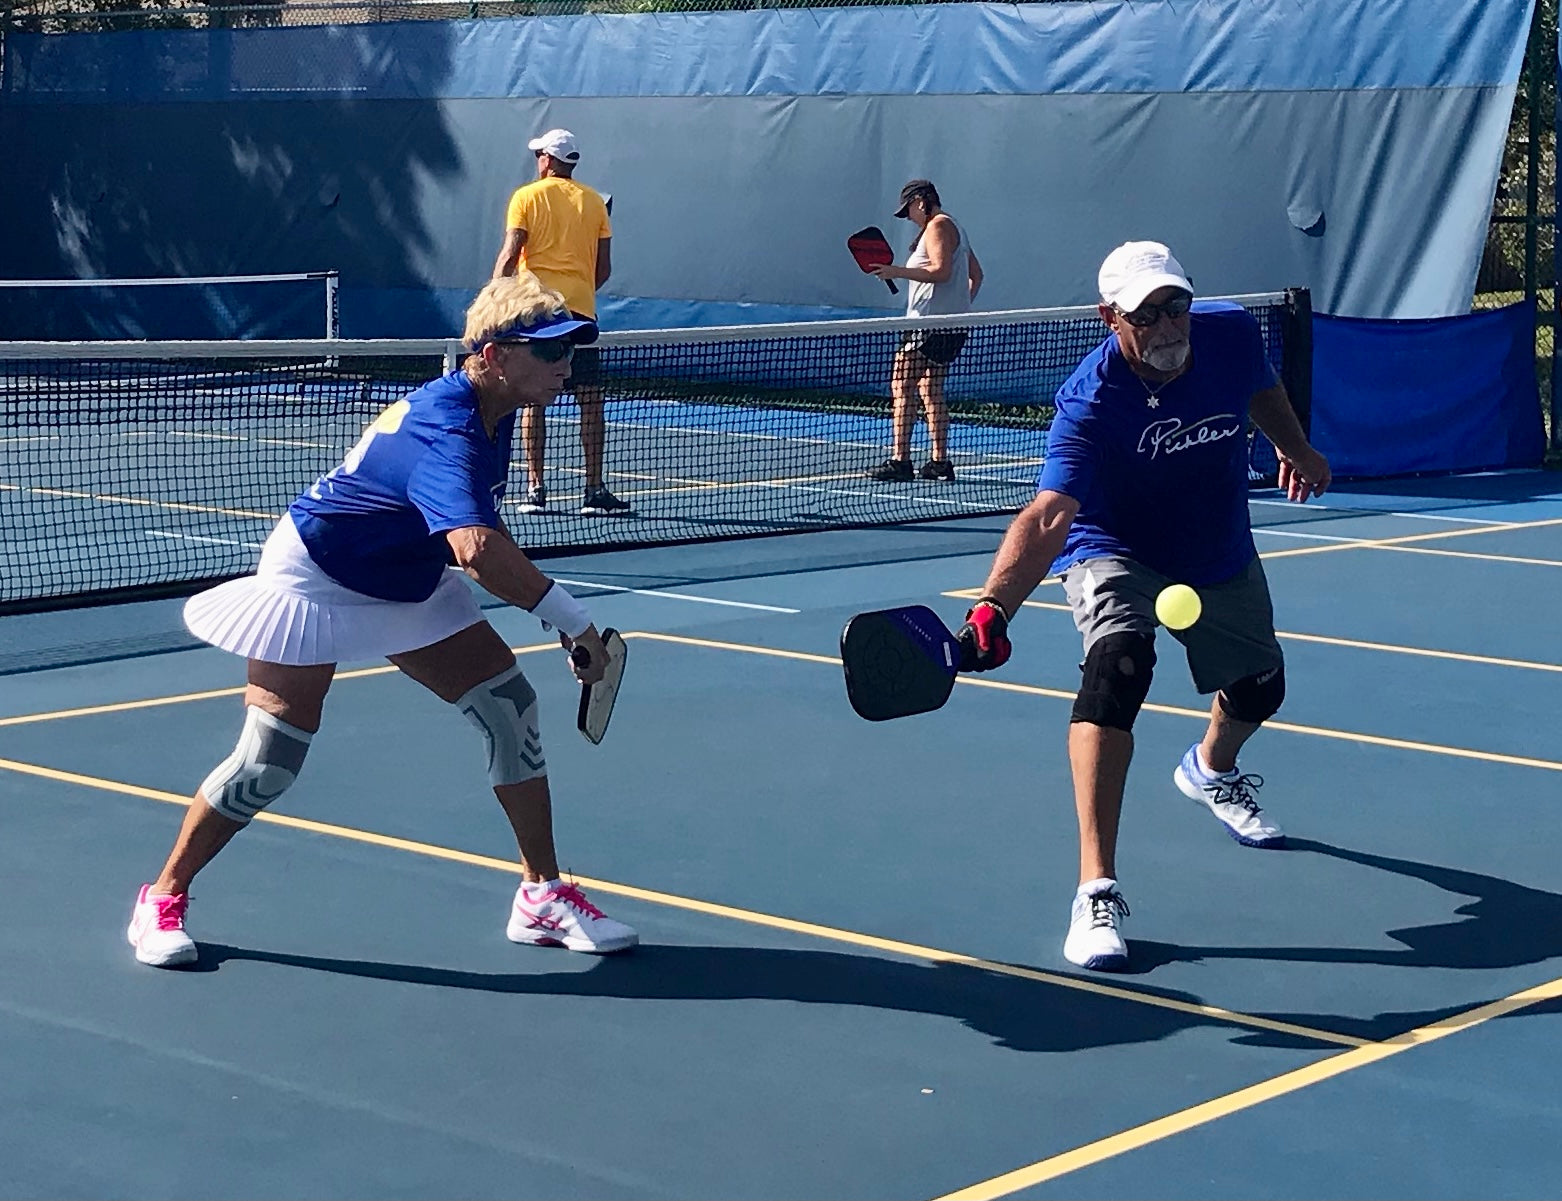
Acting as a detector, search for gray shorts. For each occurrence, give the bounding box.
[1059,555,1283,694]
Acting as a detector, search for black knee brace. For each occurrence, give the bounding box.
[1219,665,1286,724]
[1071,632,1156,731]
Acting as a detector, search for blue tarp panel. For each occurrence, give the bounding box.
[1311,305,1544,478]
[0,0,1533,336]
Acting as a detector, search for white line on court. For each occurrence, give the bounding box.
[147,530,265,549]
[552,578,800,613]
[1253,529,1364,543]
[1248,498,1523,526]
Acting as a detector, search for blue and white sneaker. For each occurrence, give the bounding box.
[1174,744,1285,848]
[1063,879,1130,971]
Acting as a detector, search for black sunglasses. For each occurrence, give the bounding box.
[497,337,574,363]
[1115,293,1193,327]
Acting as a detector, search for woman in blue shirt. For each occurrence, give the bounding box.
[128,272,638,967]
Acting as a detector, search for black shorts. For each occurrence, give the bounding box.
[566,311,601,389]
[901,328,968,367]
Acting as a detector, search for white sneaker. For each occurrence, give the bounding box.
[1063,879,1130,971]
[127,884,198,967]
[507,879,638,954]
[1175,744,1286,848]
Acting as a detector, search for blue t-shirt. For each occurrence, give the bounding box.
[289,370,516,602]
[1037,305,1278,586]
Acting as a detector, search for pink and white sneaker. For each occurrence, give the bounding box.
[127,885,198,967]
[507,880,638,954]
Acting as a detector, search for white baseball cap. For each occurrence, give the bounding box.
[528,128,580,163]
[1098,241,1194,312]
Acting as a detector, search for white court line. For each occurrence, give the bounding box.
[552,578,799,613]
[147,530,265,550]
[1248,498,1523,526]
[779,483,1011,510]
[1253,528,1363,543]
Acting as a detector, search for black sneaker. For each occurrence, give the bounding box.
[581,485,633,516]
[918,459,956,482]
[866,458,913,482]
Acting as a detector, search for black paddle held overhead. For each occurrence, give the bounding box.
[847,226,899,295]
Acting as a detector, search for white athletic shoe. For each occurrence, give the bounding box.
[507,879,638,954]
[127,884,199,967]
[1175,744,1286,848]
[1063,879,1130,972]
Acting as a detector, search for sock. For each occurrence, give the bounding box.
[1076,876,1117,898]
[1193,745,1237,780]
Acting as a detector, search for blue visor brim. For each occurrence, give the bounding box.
[477,315,593,348]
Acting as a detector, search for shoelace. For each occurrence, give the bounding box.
[1204,772,1265,814]
[552,882,607,920]
[1088,890,1129,929]
[153,893,188,931]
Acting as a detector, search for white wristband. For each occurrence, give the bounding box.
[530,581,591,639]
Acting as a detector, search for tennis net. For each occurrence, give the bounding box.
[0,290,1309,613]
[0,271,341,341]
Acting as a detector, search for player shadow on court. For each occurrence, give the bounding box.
[180,839,1561,1054]
[1124,837,1562,1038]
[187,939,1336,1055]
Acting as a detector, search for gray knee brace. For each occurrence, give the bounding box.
[457,664,546,787]
[200,705,313,823]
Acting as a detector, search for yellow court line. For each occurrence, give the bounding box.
[942,594,1562,675]
[630,633,1562,773]
[0,644,559,728]
[0,753,1357,1048]
[1,483,279,522]
[945,514,1562,578]
[1252,514,1562,560]
[934,972,1562,1199]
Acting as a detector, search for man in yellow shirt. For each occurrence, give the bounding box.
[492,128,629,515]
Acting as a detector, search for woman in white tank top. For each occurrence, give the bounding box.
[866,179,984,482]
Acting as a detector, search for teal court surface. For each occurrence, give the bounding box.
[4,471,1562,1199]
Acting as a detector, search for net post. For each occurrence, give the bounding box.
[1281,286,1313,437]
[325,270,340,339]
[443,339,464,374]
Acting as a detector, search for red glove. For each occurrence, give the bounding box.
[957,598,1011,672]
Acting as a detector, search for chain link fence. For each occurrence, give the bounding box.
[1472,0,1557,452]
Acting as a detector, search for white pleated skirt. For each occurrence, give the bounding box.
[183,515,484,666]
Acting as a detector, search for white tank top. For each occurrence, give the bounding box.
[905,215,972,317]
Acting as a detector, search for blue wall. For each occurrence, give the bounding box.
[0,0,1534,336]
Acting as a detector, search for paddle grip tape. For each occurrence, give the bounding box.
[530,581,591,639]
[199,705,313,823]
[1218,665,1285,725]
[1070,632,1156,731]
[457,664,546,787]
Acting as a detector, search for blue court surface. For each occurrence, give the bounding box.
[4,470,1562,1199]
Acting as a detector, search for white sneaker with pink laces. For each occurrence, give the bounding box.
[507,879,638,954]
[127,885,198,967]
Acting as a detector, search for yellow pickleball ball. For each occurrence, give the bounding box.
[1155,584,1202,631]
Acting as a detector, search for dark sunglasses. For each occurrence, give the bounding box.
[497,337,574,363]
[1115,292,1193,327]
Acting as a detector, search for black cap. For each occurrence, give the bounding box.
[894,179,938,219]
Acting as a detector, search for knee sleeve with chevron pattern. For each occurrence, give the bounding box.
[456,664,546,787]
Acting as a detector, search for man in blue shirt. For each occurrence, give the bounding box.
[955,241,1331,972]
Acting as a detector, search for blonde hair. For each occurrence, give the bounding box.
[462,272,570,352]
